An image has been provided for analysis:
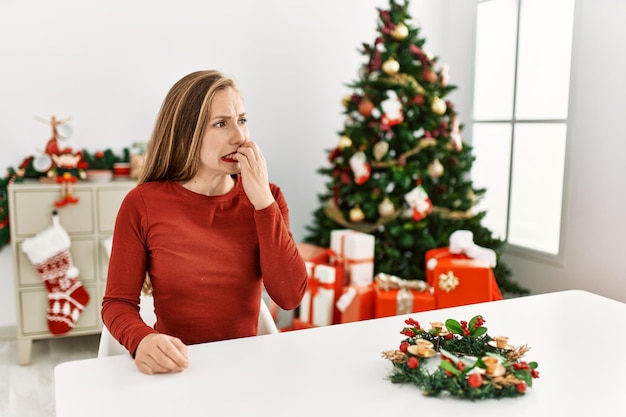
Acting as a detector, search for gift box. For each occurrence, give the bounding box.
[424,247,466,284]
[335,285,375,324]
[298,262,336,327]
[426,248,503,309]
[330,229,375,287]
[297,243,346,324]
[373,273,436,318]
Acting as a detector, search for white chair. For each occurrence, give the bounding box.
[98,295,278,357]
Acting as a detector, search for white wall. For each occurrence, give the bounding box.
[0,0,471,327]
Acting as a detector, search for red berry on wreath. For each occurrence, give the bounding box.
[467,373,483,388]
[399,342,409,353]
[516,382,527,393]
[407,357,419,369]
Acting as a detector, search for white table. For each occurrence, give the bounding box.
[55,290,626,416]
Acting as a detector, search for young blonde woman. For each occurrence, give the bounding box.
[102,70,307,375]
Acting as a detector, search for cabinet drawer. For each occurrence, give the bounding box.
[19,284,99,335]
[15,239,97,286]
[97,188,129,232]
[12,189,94,236]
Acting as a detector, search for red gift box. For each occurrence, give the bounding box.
[335,285,375,324]
[373,274,436,318]
[425,248,503,309]
[424,247,466,284]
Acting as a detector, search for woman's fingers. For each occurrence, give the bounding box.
[135,333,189,375]
[234,142,273,210]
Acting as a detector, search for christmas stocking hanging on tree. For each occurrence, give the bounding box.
[21,211,90,336]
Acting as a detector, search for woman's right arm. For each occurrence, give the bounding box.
[101,188,188,373]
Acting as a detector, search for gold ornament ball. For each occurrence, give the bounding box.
[373,141,389,161]
[342,95,352,107]
[382,58,400,75]
[391,23,409,40]
[350,206,365,223]
[338,135,352,149]
[431,97,447,115]
[427,159,444,179]
[378,197,395,217]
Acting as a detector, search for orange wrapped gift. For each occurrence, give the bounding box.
[424,247,466,284]
[425,248,503,309]
[373,273,436,318]
[335,285,375,324]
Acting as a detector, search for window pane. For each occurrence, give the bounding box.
[508,123,567,254]
[471,123,513,240]
[515,0,575,120]
[472,0,517,120]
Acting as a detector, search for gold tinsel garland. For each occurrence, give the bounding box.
[324,199,474,233]
[370,137,436,169]
[324,200,402,233]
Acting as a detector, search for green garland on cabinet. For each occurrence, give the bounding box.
[0,148,130,252]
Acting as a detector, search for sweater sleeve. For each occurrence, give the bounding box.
[253,185,308,310]
[101,188,158,356]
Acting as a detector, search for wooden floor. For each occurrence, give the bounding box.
[0,333,101,417]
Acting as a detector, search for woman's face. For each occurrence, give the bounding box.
[197,87,249,177]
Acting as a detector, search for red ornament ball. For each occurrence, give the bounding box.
[423,70,438,84]
[358,98,375,117]
[412,94,425,106]
[399,342,409,353]
[516,382,527,393]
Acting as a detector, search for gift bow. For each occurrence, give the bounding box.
[375,273,432,315]
[448,230,497,267]
[438,270,459,292]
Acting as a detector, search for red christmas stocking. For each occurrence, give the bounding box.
[22,213,90,335]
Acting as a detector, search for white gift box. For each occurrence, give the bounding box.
[330,229,375,287]
[298,262,336,327]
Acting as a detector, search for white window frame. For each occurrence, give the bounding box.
[470,0,576,265]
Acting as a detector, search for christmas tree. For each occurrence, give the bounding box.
[304,0,527,295]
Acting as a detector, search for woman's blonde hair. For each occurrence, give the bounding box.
[138,70,238,184]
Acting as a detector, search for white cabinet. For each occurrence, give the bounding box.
[8,179,136,365]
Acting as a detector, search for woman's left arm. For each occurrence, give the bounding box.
[254,186,307,310]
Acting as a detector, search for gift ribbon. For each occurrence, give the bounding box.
[375,273,432,315]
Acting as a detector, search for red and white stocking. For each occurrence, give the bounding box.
[22,213,90,335]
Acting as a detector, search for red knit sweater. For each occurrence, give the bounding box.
[101,177,307,355]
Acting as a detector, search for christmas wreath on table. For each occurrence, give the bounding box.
[381,315,540,400]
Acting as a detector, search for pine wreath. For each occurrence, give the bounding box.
[381,315,540,400]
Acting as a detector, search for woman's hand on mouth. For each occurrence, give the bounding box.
[233,142,274,210]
